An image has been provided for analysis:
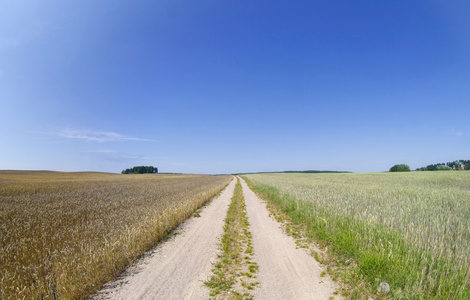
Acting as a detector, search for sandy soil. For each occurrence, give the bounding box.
[92,177,237,300]
[93,177,341,299]
[240,177,340,299]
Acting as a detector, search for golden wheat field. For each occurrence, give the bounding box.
[0,171,231,299]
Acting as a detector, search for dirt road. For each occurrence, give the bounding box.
[93,176,340,299]
[240,177,339,299]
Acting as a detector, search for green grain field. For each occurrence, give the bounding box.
[244,171,470,299]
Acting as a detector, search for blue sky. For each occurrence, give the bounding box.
[1,0,469,174]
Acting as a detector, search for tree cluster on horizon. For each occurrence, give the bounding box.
[121,166,158,174]
[389,164,411,172]
[415,160,469,171]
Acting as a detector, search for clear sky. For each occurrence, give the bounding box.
[1,0,469,174]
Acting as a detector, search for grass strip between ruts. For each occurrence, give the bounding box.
[205,177,259,299]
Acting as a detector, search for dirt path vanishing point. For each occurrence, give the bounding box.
[240,177,340,300]
[92,177,237,300]
[93,176,341,300]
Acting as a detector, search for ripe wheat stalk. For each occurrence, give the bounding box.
[0,171,231,299]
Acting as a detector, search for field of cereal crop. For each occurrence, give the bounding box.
[0,171,231,299]
[244,171,470,299]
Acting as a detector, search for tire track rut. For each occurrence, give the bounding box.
[240,177,340,299]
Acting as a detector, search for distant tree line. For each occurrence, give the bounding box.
[121,166,158,174]
[415,160,469,171]
[234,170,351,175]
[282,170,351,174]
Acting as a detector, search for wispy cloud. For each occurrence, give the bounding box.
[0,37,20,49]
[58,128,153,143]
[83,149,150,162]
[0,16,49,50]
[167,162,189,166]
[450,129,470,138]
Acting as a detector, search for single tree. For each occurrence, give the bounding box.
[389,164,411,172]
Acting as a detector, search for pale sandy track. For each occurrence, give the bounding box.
[240,177,340,300]
[92,177,236,300]
[93,176,340,300]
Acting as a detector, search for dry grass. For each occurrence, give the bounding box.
[0,171,231,299]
